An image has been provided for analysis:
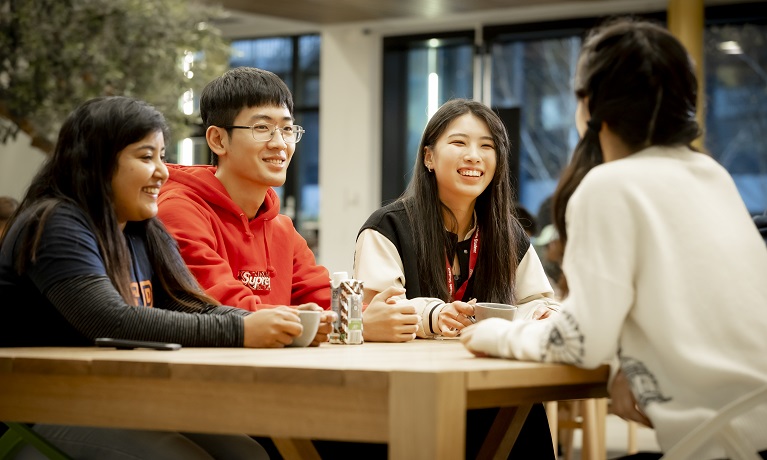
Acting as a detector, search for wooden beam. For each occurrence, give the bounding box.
[668,0,706,148]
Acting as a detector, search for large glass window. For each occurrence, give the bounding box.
[705,18,767,214]
[381,7,765,221]
[489,34,582,217]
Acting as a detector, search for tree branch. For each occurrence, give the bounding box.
[0,100,54,155]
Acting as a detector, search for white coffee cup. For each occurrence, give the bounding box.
[288,310,321,347]
[473,303,518,322]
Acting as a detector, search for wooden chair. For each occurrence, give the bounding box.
[661,385,767,460]
[547,398,643,460]
[0,422,71,460]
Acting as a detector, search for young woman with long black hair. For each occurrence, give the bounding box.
[0,96,330,459]
[354,98,559,459]
[462,19,767,459]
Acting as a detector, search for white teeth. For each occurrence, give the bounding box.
[142,187,160,194]
[265,159,285,165]
[460,170,481,177]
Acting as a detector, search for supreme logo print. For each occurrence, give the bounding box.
[238,270,271,292]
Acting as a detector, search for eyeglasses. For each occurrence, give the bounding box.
[222,122,305,144]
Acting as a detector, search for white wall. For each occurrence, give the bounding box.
[317,26,381,272]
[0,132,47,200]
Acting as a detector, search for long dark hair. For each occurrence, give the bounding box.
[553,18,700,244]
[400,98,524,304]
[9,96,217,308]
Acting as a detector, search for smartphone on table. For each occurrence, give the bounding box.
[95,337,181,351]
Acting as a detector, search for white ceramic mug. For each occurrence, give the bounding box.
[288,310,321,347]
[473,303,518,322]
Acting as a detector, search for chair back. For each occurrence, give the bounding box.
[661,385,767,460]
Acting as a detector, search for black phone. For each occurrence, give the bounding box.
[95,337,182,351]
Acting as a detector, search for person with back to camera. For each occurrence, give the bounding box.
[157,67,333,322]
[0,96,337,459]
[461,18,767,459]
[354,98,560,458]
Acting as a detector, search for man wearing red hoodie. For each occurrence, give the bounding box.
[158,67,330,312]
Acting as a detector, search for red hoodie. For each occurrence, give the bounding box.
[157,165,330,311]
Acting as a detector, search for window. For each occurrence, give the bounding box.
[381,7,764,221]
[704,5,767,214]
[487,29,585,218]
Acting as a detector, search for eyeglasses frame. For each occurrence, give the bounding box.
[221,122,305,144]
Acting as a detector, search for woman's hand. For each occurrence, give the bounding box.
[243,306,302,348]
[459,324,488,356]
[438,301,476,337]
[297,303,337,347]
[609,369,653,428]
[362,286,420,342]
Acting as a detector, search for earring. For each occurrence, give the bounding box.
[426,164,433,172]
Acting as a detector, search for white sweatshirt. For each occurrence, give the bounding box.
[462,146,767,457]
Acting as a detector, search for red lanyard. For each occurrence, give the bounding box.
[446,226,479,301]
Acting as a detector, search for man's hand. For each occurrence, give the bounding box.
[609,369,653,428]
[362,286,419,342]
[243,306,302,348]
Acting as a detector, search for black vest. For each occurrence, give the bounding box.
[357,200,529,300]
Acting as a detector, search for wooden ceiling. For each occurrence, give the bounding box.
[214,0,612,24]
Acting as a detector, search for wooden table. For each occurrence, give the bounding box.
[0,340,608,459]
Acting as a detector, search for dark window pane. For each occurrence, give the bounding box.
[298,35,321,107]
[705,23,767,214]
[230,37,294,87]
[491,36,581,216]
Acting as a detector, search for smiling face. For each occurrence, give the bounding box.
[423,113,497,212]
[111,130,168,229]
[212,104,295,194]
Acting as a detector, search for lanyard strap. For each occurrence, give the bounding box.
[446,226,480,301]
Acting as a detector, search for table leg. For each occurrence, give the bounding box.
[388,372,465,460]
[272,438,321,460]
[476,404,533,460]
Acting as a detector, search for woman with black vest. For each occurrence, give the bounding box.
[353,98,559,458]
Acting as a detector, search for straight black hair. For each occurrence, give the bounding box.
[553,18,700,244]
[400,98,525,304]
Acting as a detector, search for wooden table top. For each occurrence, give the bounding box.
[0,340,609,392]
